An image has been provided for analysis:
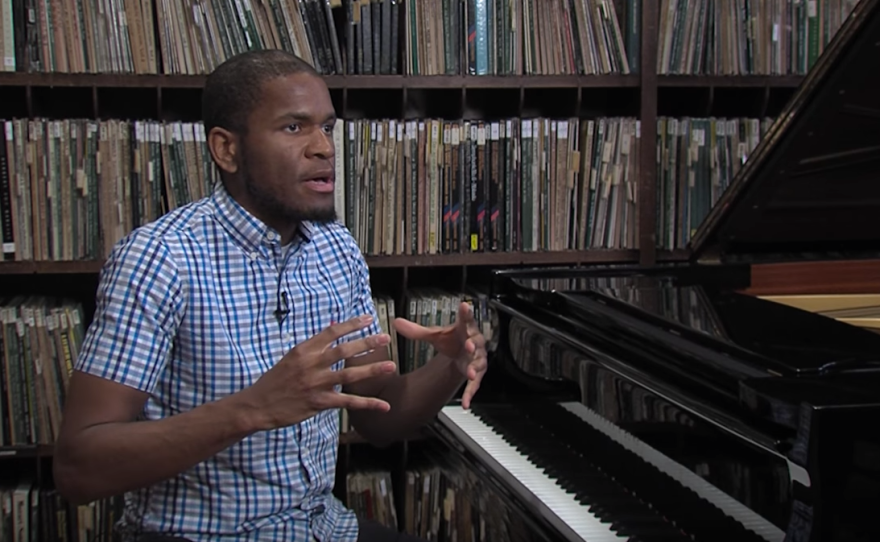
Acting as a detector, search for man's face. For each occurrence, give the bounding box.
[235,72,338,227]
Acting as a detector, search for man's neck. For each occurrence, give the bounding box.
[222,182,300,244]
[278,224,300,246]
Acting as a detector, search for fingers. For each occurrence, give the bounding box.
[315,391,391,412]
[321,333,391,366]
[462,331,486,355]
[458,302,476,324]
[331,360,397,387]
[337,392,392,412]
[466,352,488,380]
[393,316,436,341]
[308,315,376,351]
[460,309,485,356]
[459,347,488,409]
[456,302,481,342]
[461,377,481,409]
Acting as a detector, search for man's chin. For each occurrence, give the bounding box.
[305,211,338,225]
[289,204,339,224]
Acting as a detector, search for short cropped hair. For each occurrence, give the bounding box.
[202,50,320,136]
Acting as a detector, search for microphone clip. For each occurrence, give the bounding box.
[275,291,290,323]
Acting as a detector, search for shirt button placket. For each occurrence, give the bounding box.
[300,424,315,488]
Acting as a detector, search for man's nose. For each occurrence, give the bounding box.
[306,130,334,159]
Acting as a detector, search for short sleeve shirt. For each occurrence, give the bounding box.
[75,182,382,542]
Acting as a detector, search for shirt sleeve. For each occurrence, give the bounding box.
[75,230,185,394]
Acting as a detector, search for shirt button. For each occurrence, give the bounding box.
[266,231,276,241]
[248,251,258,260]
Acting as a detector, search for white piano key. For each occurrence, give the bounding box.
[439,405,627,542]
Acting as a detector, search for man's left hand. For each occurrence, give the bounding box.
[393,302,488,408]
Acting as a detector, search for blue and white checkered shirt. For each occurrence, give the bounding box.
[76,182,381,542]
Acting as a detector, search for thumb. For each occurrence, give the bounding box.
[393,317,436,341]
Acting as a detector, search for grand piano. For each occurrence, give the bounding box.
[430,0,880,541]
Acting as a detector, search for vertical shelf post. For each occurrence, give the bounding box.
[638,0,659,265]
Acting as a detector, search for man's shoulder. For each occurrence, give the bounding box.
[104,198,216,275]
[307,220,362,261]
[137,197,216,242]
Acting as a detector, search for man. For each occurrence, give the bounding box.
[52,50,488,542]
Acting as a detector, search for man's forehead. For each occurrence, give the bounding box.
[253,75,334,120]
[262,72,327,96]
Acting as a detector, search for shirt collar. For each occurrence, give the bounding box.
[210,182,313,256]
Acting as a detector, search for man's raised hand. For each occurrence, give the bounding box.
[241,315,396,431]
[393,302,488,408]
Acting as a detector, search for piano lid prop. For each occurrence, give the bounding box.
[688,0,880,265]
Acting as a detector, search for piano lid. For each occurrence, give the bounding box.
[493,265,880,378]
[689,0,880,263]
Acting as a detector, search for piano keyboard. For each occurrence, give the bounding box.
[438,405,627,542]
[557,401,786,542]
[439,400,789,542]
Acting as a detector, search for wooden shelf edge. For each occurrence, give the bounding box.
[0,260,105,274]
[0,72,208,88]
[0,444,54,457]
[656,249,690,261]
[0,433,423,456]
[0,250,639,274]
[365,249,639,268]
[657,75,805,88]
[0,72,808,90]
[0,72,640,90]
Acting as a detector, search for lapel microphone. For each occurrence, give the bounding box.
[275,290,290,324]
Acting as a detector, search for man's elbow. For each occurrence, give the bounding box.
[53,442,98,506]
[347,413,397,449]
[362,431,395,449]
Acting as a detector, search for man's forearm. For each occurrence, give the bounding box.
[55,393,260,505]
[351,353,465,446]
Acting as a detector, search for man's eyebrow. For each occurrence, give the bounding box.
[276,111,337,123]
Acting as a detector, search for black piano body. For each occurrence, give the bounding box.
[431,0,880,541]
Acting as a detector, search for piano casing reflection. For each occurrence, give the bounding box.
[431,1,880,541]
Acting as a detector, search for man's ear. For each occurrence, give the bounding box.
[207,127,239,176]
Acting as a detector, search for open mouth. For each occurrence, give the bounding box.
[304,176,335,193]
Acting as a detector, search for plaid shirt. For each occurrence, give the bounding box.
[76,183,381,542]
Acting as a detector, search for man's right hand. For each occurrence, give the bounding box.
[239,315,396,431]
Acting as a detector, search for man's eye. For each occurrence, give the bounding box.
[286,124,300,132]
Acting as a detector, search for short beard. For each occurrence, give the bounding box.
[239,148,338,226]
